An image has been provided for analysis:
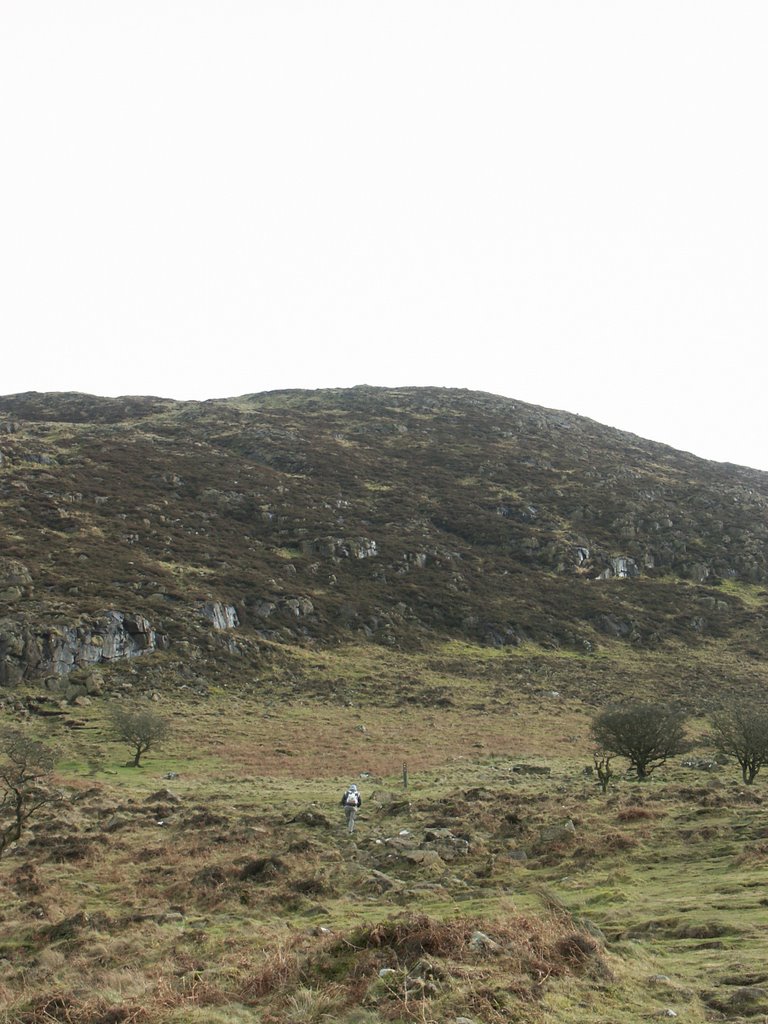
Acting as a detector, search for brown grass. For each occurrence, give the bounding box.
[615,806,659,822]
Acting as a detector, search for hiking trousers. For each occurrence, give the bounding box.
[344,805,358,833]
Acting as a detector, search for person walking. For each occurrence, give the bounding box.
[340,783,361,833]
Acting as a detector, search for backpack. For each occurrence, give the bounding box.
[344,791,359,807]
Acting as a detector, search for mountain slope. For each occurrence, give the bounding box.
[1,386,767,688]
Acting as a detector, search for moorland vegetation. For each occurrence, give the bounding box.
[1,386,768,1022]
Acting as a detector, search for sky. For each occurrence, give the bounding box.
[2,2,767,470]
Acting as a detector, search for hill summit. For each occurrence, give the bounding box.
[1,386,766,691]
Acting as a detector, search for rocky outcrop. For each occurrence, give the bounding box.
[0,621,43,686]
[245,596,314,620]
[0,558,33,604]
[45,613,167,673]
[597,556,640,580]
[283,597,314,617]
[200,602,239,630]
[0,611,168,684]
[301,536,378,560]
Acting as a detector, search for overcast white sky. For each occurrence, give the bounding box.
[2,2,767,469]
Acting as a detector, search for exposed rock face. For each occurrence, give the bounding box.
[301,537,378,560]
[597,556,640,580]
[0,558,33,604]
[200,602,239,630]
[45,613,167,673]
[0,621,42,685]
[244,596,314,621]
[283,597,314,617]
[0,612,168,684]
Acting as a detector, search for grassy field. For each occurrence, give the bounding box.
[2,643,768,1023]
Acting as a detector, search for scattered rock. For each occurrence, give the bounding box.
[384,835,420,852]
[680,758,721,771]
[400,850,446,870]
[703,986,768,1015]
[422,828,470,860]
[535,819,577,849]
[469,930,501,954]
[364,870,403,894]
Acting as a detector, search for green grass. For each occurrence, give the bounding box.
[3,645,768,1023]
[718,578,768,608]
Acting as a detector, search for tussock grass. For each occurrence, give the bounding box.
[3,644,768,1023]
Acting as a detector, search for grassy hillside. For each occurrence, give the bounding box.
[2,646,768,1023]
[1,387,768,1022]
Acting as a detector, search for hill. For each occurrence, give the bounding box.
[2,387,768,1024]
[1,386,767,691]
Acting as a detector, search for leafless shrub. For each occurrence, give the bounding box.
[593,750,614,793]
[711,704,768,784]
[0,729,56,858]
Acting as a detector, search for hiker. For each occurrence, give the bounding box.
[341,783,361,833]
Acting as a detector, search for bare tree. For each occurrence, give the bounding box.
[711,704,768,784]
[0,729,56,858]
[110,706,170,767]
[591,703,687,780]
[593,750,615,793]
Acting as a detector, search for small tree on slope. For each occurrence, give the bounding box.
[0,729,56,858]
[591,703,687,780]
[711,704,768,784]
[110,706,170,767]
